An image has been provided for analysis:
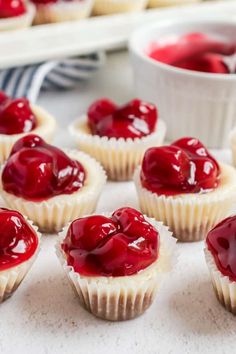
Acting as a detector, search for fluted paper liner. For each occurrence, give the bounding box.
[0,219,41,303]
[229,127,236,167]
[205,247,236,315]
[0,3,35,31]
[0,150,107,233]
[0,104,56,164]
[69,116,166,181]
[148,0,199,7]
[93,0,148,15]
[134,163,236,242]
[56,215,177,321]
[34,0,93,24]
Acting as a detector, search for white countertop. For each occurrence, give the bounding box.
[1,51,235,354]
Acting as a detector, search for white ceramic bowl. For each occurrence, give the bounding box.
[129,18,236,148]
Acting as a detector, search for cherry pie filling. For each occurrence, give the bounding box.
[141,137,220,196]
[62,207,159,277]
[0,208,38,271]
[87,98,158,139]
[2,135,86,201]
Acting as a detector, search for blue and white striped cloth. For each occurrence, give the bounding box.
[0,52,105,103]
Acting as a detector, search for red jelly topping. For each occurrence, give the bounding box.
[147,32,235,74]
[0,208,38,271]
[87,98,158,139]
[2,134,86,201]
[0,91,36,135]
[62,207,159,277]
[141,137,220,196]
[0,0,26,18]
[207,216,236,282]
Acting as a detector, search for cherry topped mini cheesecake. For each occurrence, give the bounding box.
[92,0,148,16]
[0,91,56,163]
[0,135,106,233]
[69,98,166,180]
[31,0,94,24]
[56,207,176,321]
[134,137,236,241]
[0,208,40,302]
[0,0,35,31]
[205,216,236,314]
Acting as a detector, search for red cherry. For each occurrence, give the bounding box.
[0,208,38,271]
[10,134,44,156]
[0,98,36,135]
[88,98,158,139]
[64,215,117,252]
[141,146,191,194]
[0,0,26,18]
[2,135,86,201]
[207,215,236,282]
[176,53,229,74]
[88,98,117,128]
[31,0,58,4]
[61,207,159,277]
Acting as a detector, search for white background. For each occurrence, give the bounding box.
[0,51,235,354]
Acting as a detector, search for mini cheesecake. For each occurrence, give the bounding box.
[69,98,166,181]
[0,0,35,31]
[134,137,236,242]
[205,216,236,314]
[0,135,106,233]
[0,208,40,302]
[148,0,200,8]
[92,0,148,16]
[56,207,176,321]
[32,0,94,24]
[0,91,56,163]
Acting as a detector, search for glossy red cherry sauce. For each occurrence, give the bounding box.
[0,208,38,271]
[0,0,26,18]
[87,98,158,139]
[147,32,236,74]
[62,207,159,277]
[31,0,58,5]
[2,135,86,201]
[141,137,220,196]
[0,91,36,135]
[207,216,236,282]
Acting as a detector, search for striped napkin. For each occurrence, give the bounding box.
[0,52,105,103]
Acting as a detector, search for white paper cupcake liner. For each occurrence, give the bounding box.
[148,0,199,8]
[229,127,236,167]
[0,104,56,164]
[0,3,35,31]
[56,214,177,321]
[0,150,107,233]
[69,116,166,181]
[0,219,41,303]
[93,0,148,15]
[34,0,94,24]
[134,163,236,242]
[205,247,236,315]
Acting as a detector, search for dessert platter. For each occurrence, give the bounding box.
[0,0,236,68]
[2,2,236,354]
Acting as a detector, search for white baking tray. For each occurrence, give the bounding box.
[1,0,236,69]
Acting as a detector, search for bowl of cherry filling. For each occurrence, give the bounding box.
[134,137,236,242]
[0,91,56,163]
[0,0,35,30]
[69,98,166,181]
[0,135,106,233]
[129,19,236,148]
[56,207,176,321]
[0,208,40,303]
[205,215,236,315]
